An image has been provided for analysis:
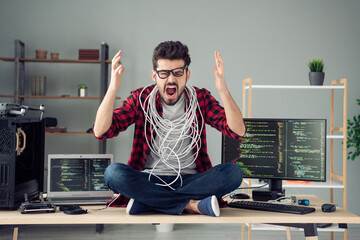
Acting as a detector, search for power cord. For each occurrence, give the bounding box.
[236,183,269,190]
[223,183,269,200]
[267,196,296,205]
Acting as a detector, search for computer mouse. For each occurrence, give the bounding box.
[321,203,336,212]
[232,193,250,199]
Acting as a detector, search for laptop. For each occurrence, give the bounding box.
[47,154,114,205]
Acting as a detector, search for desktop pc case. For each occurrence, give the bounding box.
[0,116,45,209]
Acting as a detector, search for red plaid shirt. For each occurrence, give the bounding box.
[96,84,243,207]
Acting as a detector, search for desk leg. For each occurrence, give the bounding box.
[286,227,292,240]
[96,224,104,233]
[13,227,18,240]
[241,223,245,240]
[270,223,318,240]
[303,224,318,240]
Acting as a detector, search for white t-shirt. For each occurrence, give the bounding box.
[143,93,198,175]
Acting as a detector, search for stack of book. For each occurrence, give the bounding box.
[31,76,46,96]
[78,49,99,60]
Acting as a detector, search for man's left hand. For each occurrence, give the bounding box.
[213,51,227,92]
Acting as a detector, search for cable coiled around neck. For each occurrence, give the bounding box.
[139,85,204,190]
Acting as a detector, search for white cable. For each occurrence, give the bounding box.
[267,196,296,205]
[139,84,204,190]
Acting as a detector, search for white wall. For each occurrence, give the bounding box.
[1,0,360,215]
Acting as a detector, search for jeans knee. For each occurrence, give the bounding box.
[232,164,243,188]
[221,163,243,189]
[104,163,128,187]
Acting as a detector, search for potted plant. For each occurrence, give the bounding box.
[77,84,88,97]
[347,99,360,161]
[307,59,325,85]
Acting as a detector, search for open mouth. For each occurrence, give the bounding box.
[165,86,177,98]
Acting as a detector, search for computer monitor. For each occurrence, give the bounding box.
[222,118,326,198]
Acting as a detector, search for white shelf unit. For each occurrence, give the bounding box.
[244,85,345,89]
[245,223,345,232]
[243,179,344,190]
[241,78,348,240]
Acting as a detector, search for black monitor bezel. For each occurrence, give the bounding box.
[222,118,327,183]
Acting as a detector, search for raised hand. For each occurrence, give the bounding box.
[212,51,246,136]
[110,50,124,90]
[213,51,227,92]
[93,50,124,137]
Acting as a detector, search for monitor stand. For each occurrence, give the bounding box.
[252,179,285,201]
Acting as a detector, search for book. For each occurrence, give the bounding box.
[31,75,46,96]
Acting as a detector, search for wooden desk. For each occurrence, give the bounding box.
[1,195,360,240]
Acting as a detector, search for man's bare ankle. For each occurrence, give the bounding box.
[185,199,201,214]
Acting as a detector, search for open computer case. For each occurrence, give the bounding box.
[0,116,45,209]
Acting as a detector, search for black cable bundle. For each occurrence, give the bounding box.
[59,205,88,215]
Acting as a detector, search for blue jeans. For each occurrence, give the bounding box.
[104,163,243,215]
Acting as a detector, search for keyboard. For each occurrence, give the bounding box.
[48,197,111,205]
[227,200,316,214]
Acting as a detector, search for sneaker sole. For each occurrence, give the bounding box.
[211,195,220,217]
[126,198,135,214]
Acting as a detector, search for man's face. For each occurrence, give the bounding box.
[152,59,190,105]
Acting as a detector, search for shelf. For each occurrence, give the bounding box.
[246,223,345,233]
[0,95,14,98]
[244,85,345,90]
[0,95,120,100]
[284,181,344,189]
[0,57,15,61]
[1,57,111,64]
[3,40,110,155]
[327,135,344,139]
[243,179,344,189]
[45,132,93,136]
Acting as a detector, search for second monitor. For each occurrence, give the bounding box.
[222,118,326,199]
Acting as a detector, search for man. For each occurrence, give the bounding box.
[94,41,245,217]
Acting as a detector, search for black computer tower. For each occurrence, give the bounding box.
[0,117,45,209]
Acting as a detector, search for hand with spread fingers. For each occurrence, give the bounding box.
[110,50,124,90]
[213,51,227,93]
[212,50,246,137]
[93,50,124,137]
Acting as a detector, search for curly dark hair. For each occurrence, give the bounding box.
[152,41,191,70]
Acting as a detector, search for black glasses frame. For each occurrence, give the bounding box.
[155,66,188,79]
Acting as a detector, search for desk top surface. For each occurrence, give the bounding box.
[1,195,360,225]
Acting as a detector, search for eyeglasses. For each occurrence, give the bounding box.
[155,66,187,79]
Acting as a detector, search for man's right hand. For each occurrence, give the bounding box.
[110,50,124,90]
[93,50,124,137]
